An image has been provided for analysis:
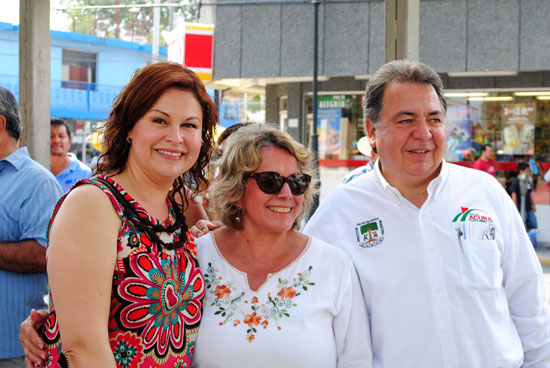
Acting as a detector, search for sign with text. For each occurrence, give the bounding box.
[502,103,535,154]
[317,95,349,109]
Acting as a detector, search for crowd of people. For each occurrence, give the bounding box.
[2,59,549,368]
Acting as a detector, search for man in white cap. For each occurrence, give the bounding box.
[342,135,378,184]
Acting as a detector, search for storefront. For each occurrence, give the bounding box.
[301,89,550,190]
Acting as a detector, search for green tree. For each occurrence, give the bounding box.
[57,0,197,44]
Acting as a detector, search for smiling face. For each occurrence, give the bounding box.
[366,82,446,190]
[126,88,203,183]
[50,124,71,157]
[237,146,304,235]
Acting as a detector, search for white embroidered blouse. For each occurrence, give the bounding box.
[191,233,372,368]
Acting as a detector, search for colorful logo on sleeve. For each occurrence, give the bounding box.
[355,218,384,248]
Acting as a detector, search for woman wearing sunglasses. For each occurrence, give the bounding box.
[191,123,372,367]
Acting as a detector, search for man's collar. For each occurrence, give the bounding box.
[0,146,29,170]
[373,159,448,205]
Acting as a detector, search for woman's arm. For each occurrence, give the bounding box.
[511,192,518,208]
[333,261,373,367]
[47,184,121,367]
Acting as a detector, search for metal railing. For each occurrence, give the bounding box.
[0,74,122,120]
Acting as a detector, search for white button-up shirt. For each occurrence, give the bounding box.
[304,160,550,368]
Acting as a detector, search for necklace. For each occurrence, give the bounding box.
[100,177,188,250]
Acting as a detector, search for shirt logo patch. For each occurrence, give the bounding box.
[452,206,496,240]
[452,206,494,223]
[355,217,384,248]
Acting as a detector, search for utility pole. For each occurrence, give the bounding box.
[309,0,320,219]
[19,0,51,168]
[152,0,160,63]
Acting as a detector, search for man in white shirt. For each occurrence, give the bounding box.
[304,60,550,367]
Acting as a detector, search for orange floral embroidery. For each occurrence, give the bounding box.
[203,262,316,343]
[277,286,296,299]
[213,285,231,299]
[244,312,261,328]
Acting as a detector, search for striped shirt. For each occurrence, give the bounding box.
[0,147,62,358]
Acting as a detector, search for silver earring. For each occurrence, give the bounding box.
[127,136,132,144]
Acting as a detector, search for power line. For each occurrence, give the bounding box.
[53,2,194,11]
[53,0,378,10]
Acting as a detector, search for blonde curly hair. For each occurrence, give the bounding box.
[210,123,318,230]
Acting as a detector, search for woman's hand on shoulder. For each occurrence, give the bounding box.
[19,309,48,368]
[190,219,224,238]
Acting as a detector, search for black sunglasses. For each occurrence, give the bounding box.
[245,171,311,196]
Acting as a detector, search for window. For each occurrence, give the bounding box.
[305,93,364,160]
[61,49,97,90]
[445,91,550,162]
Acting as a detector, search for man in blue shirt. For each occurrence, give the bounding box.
[0,87,63,367]
[50,118,91,193]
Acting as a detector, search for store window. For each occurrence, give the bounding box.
[444,90,550,190]
[305,90,550,183]
[304,93,364,160]
[445,91,550,163]
[61,49,97,90]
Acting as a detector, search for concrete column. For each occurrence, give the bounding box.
[19,0,51,168]
[152,0,160,63]
[385,0,419,62]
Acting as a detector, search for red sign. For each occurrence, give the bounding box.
[165,23,214,81]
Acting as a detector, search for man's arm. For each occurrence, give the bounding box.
[500,191,550,365]
[511,192,518,208]
[0,239,46,273]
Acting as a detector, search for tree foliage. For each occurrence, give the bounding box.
[57,0,197,45]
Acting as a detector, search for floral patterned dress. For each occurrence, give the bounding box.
[39,175,205,368]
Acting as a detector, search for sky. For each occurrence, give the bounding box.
[0,1,70,31]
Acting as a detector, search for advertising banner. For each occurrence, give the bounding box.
[445,105,471,161]
[317,108,342,158]
[502,103,535,154]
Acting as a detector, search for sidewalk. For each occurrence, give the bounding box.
[535,242,550,267]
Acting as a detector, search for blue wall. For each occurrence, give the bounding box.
[0,22,167,121]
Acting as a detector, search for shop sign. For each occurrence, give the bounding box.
[164,23,215,81]
[317,95,348,109]
[502,103,535,154]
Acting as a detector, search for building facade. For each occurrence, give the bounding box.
[0,21,167,163]
[202,0,550,172]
